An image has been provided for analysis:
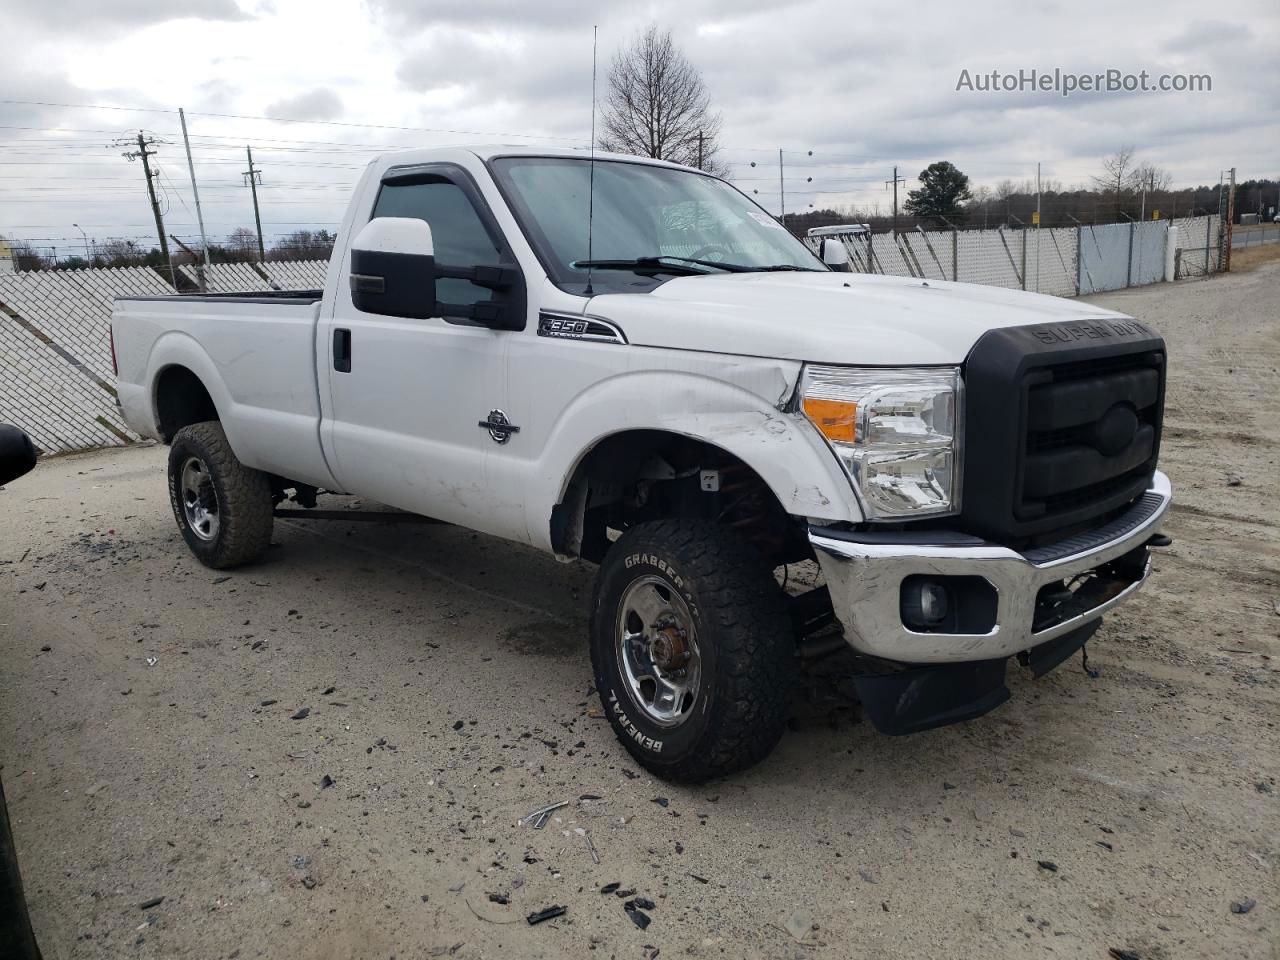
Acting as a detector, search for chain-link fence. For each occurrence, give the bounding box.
[0,210,1232,456]
[0,260,328,453]
[807,214,1225,296]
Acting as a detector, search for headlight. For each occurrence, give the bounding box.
[800,365,962,519]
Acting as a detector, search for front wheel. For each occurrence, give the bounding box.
[167,421,273,569]
[590,520,794,782]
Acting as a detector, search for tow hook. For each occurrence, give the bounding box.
[1145,533,1173,548]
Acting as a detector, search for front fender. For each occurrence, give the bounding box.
[526,365,860,552]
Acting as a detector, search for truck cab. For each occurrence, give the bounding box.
[111,146,1171,781]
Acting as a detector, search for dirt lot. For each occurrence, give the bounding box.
[1,265,1277,960]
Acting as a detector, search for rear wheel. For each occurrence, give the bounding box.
[167,421,273,569]
[590,519,794,782]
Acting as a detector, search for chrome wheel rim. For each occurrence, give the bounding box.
[179,456,220,541]
[616,575,701,728]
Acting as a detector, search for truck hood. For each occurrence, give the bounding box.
[587,271,1132,365]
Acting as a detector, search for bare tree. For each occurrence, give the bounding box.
[1094,146,1136,217]
[226,227,259,261]
[1130,162,1172,193]
[599,25,728,176]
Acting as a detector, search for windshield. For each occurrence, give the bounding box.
[489,156,825,294]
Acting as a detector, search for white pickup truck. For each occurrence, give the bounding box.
[112,146,1172,781]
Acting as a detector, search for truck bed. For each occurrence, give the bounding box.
[112,291,337,490]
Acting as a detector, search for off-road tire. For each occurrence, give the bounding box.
[167,421,273,569]
[590,519,795,782]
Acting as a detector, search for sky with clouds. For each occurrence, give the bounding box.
[2,0,1276,256]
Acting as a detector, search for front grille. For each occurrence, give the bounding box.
[1018,354,1162,525]
[960,319,1166,545]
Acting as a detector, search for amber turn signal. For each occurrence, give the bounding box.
[802,397,858,444]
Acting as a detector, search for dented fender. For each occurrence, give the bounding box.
[508,347,861,553]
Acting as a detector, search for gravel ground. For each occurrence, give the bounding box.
[1,265,1276,960]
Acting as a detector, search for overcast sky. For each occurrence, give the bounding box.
[2,0,1276,256]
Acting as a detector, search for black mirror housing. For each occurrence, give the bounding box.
[350,248,438,320]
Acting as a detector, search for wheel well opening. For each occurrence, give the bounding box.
[155,366,218,442]
[551,430,809,567]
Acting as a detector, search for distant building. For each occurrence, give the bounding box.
[0,239,14,274]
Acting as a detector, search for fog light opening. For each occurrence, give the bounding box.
[902,578,951,631]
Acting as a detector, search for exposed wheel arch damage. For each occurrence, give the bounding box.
[155,365,219,442]
[550,429,816,567]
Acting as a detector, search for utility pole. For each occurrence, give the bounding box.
[178,108,210,291]
[1224,166,1236,272]
[118,131,174,285]
[778,149,786,226]
[696,131,703,171]
[1036,162,1042,292]
[885,165,906,236]
[243,146,266,262]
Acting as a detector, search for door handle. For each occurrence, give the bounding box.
[333,328,351,373]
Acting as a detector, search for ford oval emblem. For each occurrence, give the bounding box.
[1092,404,1139,457]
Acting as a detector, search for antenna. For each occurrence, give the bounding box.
[584,24,599,298]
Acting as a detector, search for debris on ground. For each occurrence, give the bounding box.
[575,827,600,864]
[138,896,165,910]
[518,800,568,829]
[467,900,518,924]
[487,892,509,905]
[783,908,814,943]
[600,882,620,894]
[651,797,669,807]
[624,900,652,930]
[1230,898,1256,915]
[1108,949,1143,960]
[526,905,566,925]
[1037,860,1058,872]
[320,774,335,789]
[290,707,310,720]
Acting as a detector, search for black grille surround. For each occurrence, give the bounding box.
[960,318,1166,547]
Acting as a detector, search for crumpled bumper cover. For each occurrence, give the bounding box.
[810,470,1171,665]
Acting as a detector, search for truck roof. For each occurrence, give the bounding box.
[375,143,702,173]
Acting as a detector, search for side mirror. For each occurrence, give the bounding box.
[350,217,438,320]
[820,238,851,272]
[0,424,37,487]
[349,216,524,329]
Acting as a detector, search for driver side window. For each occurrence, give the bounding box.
[372,177,503,308]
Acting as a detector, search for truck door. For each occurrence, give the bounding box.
[319,164,525,536]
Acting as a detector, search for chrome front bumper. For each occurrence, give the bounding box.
[810,471,1172,664]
